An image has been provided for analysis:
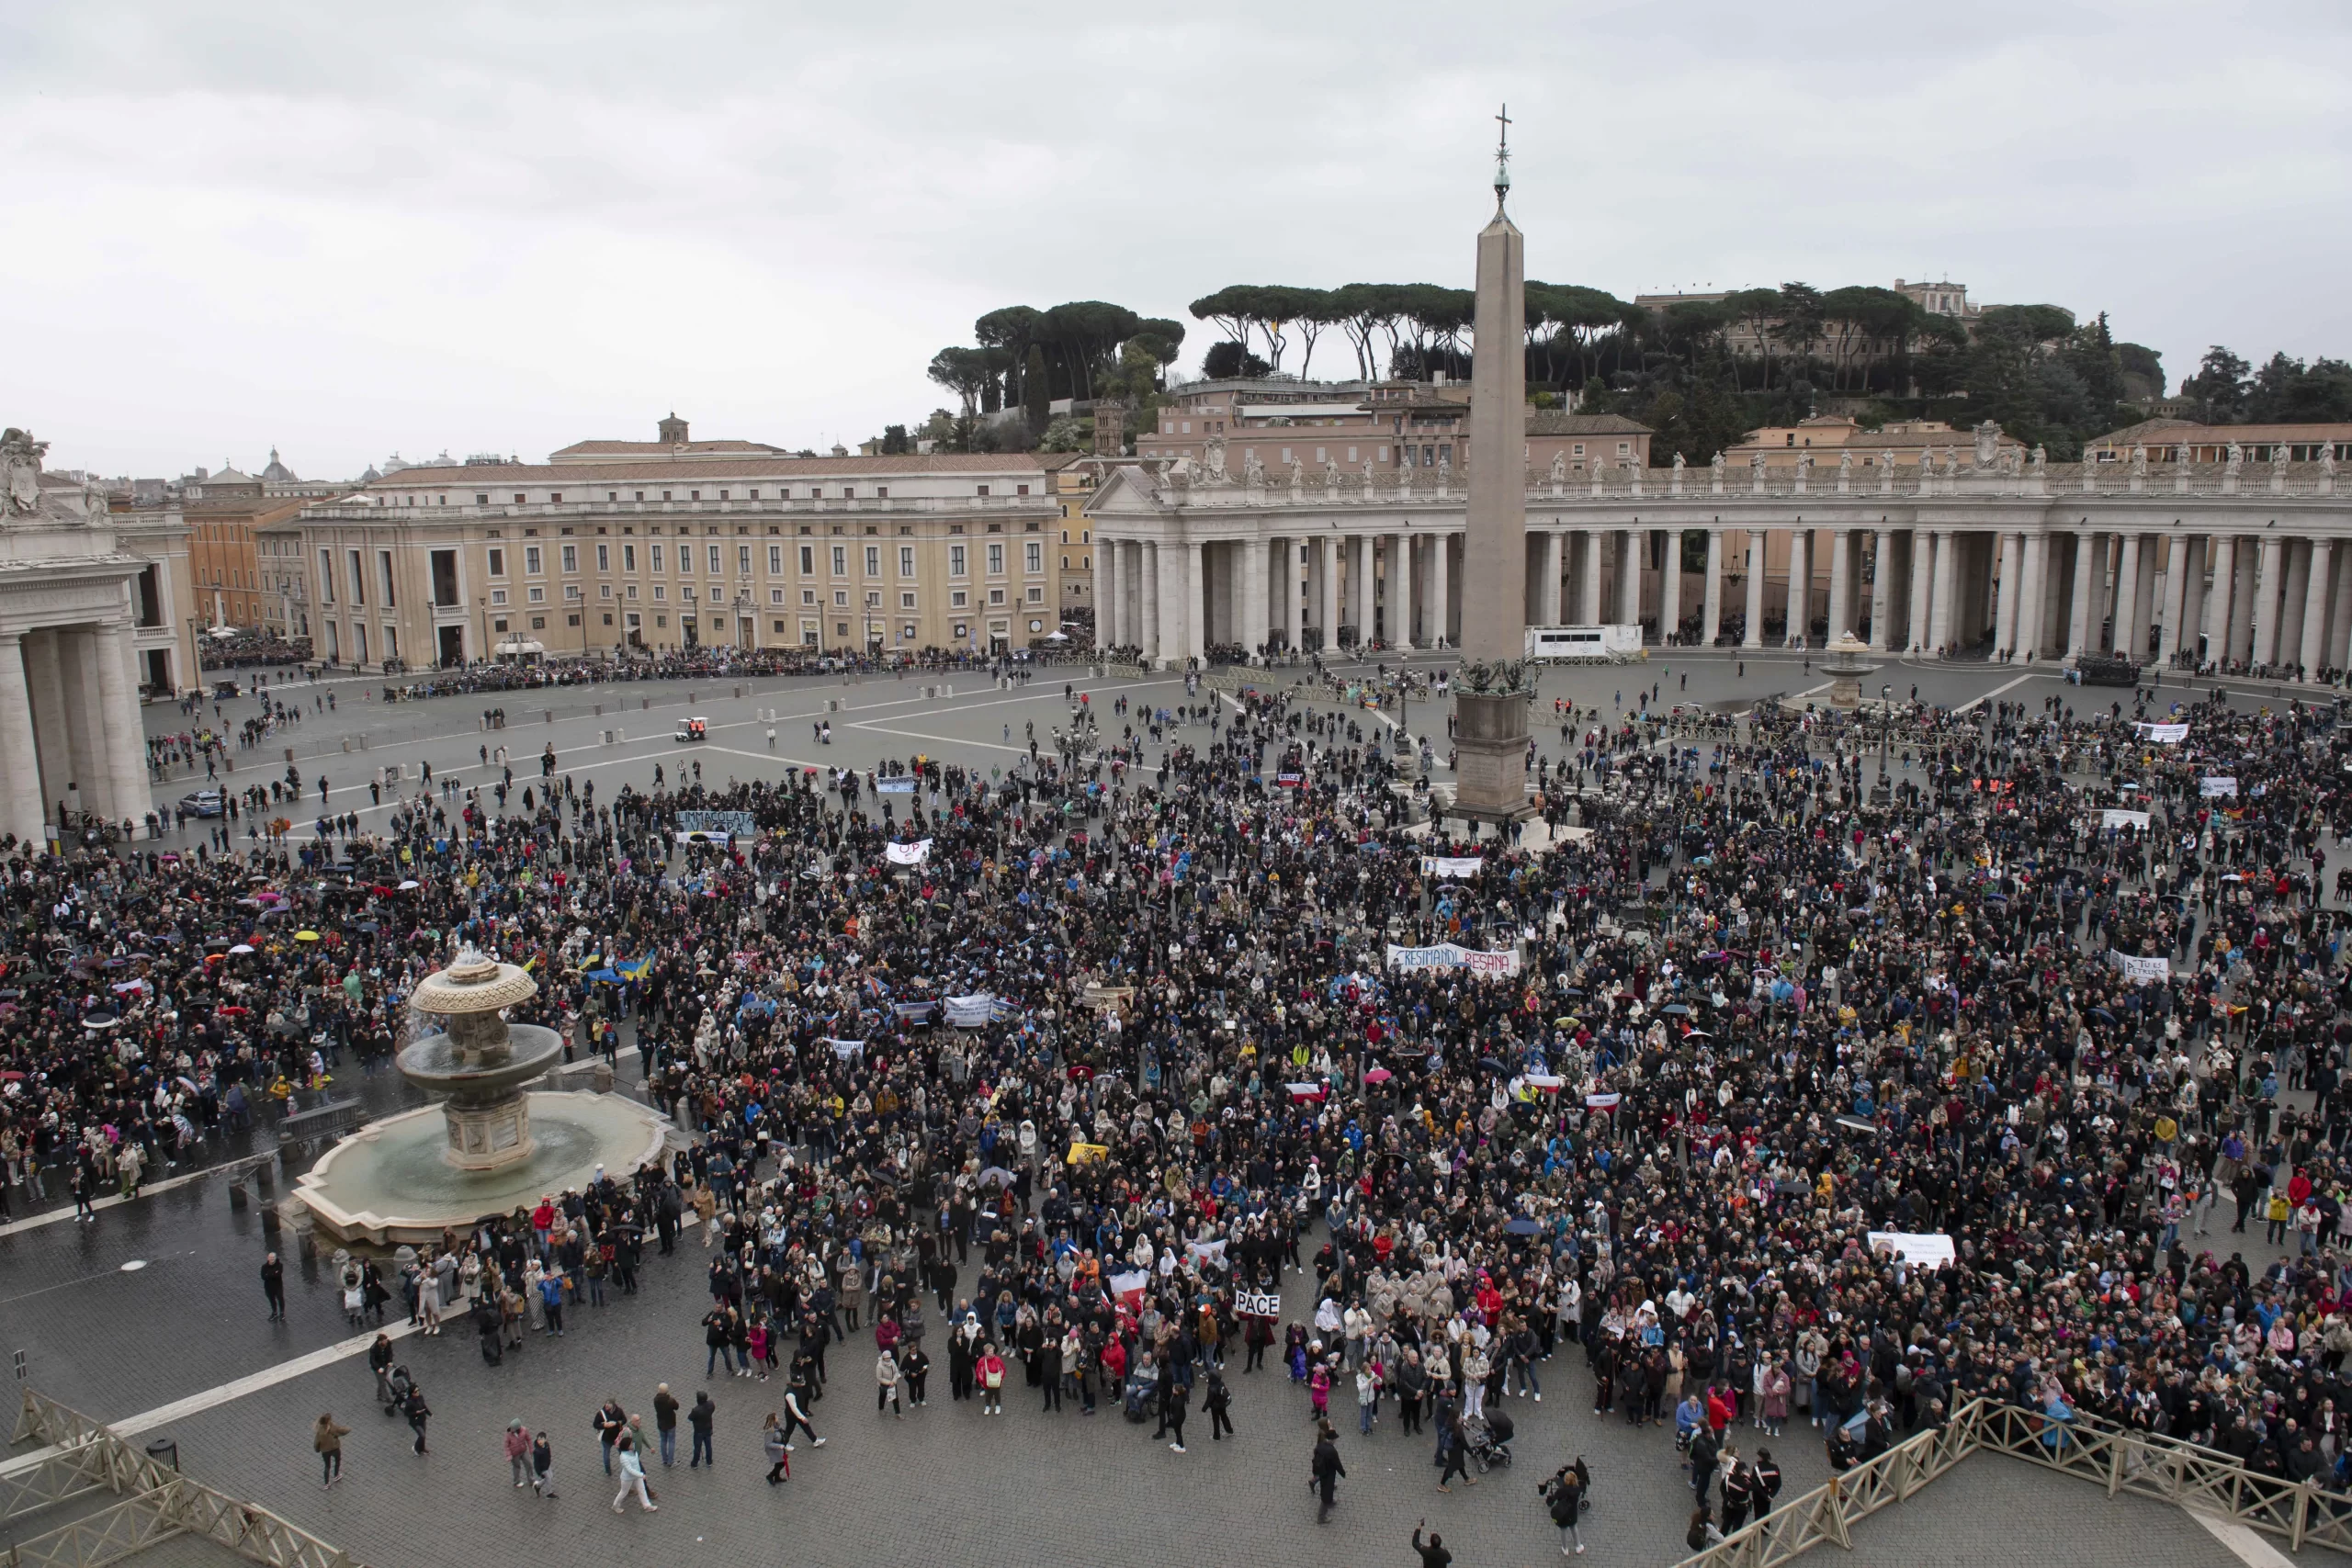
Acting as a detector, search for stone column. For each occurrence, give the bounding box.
[1927,530,1957,653]
[1867,528,1894,651]
[1102,537,1124,650]
[1610,531,1635,625]
[1140,540,1161,662]
[2110,535,2142,658]
[1702,529,1724,647]
[2201,536,2234,662]
[2129,536,2159,659]
[2156,535,2193,665]
[1826,529,1852,642]
[1990,533,2020,657]
[93,622,148,826]
[2227,539,2258,664]
[1391,533,1413,651]
[2279,537,2313,675]
[1315,536,1337,652]
[1541,531,1564,625]
[2251,536,2286,666]
[2066,532,2099,659]
[1431,534,1451,649]
[1784,527,1810,647]
[1353,534,1374,649]
[1905,530,1934,655]
[1742,531,1765,649]
[23,630,74,819]
[2303,538,2336,678]
[1577,532,1601,624]
[0,634,43,846]
[1183,541,1205,665]
[2330,546,2352,672]
[1658,529,1682,646]
[1284,537,1304,653]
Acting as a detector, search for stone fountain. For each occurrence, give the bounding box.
[296,951,667,1246]
[1820,633,1881,712]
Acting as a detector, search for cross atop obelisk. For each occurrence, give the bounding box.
[1448,107,1534,826]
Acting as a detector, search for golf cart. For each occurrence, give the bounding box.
[674,715,708,742]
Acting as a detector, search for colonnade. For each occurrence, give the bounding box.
[0,619,153,844]
[1093,518,2352,680]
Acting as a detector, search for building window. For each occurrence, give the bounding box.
[530,615,546,630]
[989,588,1006,605]
[899,546,915,577]
[708,545,721,573]
[899,592,916,609]
[988,543,1004,574]
[527,586,545,603]
[950,545,967,577]
[1027,585,1044,604]
[491,589,508,606]
[833,590,848,606]
[737,545,751,574]
[525,546,542,574]
[864,546,880,576]
[622,544,637,570]
[768,545,783,573]
[487,547,506,577]
[378,550,397,607]
[1024,541,1042,573]
[561,544,577,572]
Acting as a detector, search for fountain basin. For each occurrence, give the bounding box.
[294,1090,668,1247]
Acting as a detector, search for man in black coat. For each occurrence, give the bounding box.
[1312,1421,1344,1524]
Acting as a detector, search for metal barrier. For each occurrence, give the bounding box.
[13,1388,365,1568]
[1675,1397,2352,1567]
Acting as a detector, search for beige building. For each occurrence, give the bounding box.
[1723,416,2026,470]
[269,421,1065,667]
[2087,418,2352,465]
[1136,375,1649,479]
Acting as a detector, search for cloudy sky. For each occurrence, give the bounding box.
[4,0,2346,479]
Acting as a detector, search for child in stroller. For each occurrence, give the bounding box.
[1463,1407,1514,1472]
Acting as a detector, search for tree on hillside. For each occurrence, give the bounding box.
[2181,345,2251,423]
[2246,353,2352,423]
[926,347,997,419]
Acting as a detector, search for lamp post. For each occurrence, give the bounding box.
[476,595,489,668]
[1879,682,1892,792]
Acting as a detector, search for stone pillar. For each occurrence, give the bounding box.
[2330,545,2352,672]
[1140,540,1161,663]
[1431,534,1451,649]
[2174,536,2208,663]
[1658,529,1682,646]
[2201,535,2233,662]
[2066,531,2099,659]
[1390,533,1413,651]
[2129,536,2159,660]
[1702,529,1724,647]
[1353,534,1374,649]
[2251,536,2286,666]
[1905,530,1934,655]
[2154,535,2191,665]
[1102,537,1124,650]
[1990,533,2020,657]
[0,634,43,846]
[1826,529,1852,642]
[2278,539,2312,673]
[55,628,105,817]
[2110,535,2142,658]
[2305,538,2338,678]
[1577,531,1601,624]
[1784,526,1810,647]
[1182,541,1204,665]
[1311,536,1333,652]
[1541,530,1564,626]
[23,630,74,820]
[92,623,148,827]
[1867,528,1895,651]
[1741,531,1765,649]
[1927,530,1957,654]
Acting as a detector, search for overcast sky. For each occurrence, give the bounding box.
[5,0,2346,479]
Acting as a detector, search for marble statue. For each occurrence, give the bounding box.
[2225,441,2244,476]
[1324,458,1342,491]
[2324,446,2338,479]
[1672,451,1687,475]
[1364,460,1380,501]
[2271,441,2291,473]
[1748,451,1766,477]
[1795,450,1814,477]
[1711,451,1726,485]
[1940,446,1960,476]
[1436,453,1453,488]
[1205,435,1227,479]
[2130,443,2148,478]
[1973,420,2000,470]
[1549,452,1567,487]
[1286,456,1304,489]
[2029,446,2046,476]
[1837,449,1852,480]
[1,427,46,516]
[1244,455,1266,490]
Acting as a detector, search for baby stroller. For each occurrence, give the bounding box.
[380,1365,413,1418]
[1464,1408,1514,1472]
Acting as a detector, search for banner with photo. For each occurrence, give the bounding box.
[884,839,933,865]
[876,776,918,794]
[2134,722,2188,743]
[2200,776,2239,797]
[1419,856,1484,879]
[2099,808,2151,830]
[1866,1231,1957,1268]
[944,994,998,1028]
[676,809,756,837]
[2108,950,2172,984]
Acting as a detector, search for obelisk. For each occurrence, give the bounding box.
[1449,108,1534,825]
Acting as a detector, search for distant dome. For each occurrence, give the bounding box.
[360,465,382,482]
[259,446,297,482]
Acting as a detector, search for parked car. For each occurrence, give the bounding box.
[178,789,224,818]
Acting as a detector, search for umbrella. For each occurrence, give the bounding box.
[398,880,421,891]
[295,931,321,942]
[82,1012,119,1032]
[1478,1055,1506,1073]
[1363,1066,1394,1084]
[1660,1003,1691,1015]
[1504,1218,1542,1235]
[229,944,254,955]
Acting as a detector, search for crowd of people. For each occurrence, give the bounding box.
[10,662,2352,1553]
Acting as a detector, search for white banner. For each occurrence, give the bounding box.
[1236,1290,1283,1318]
[1866,1230,1957,1268]
[823,1037,865,1059]
[2100,809,2151,830]
[2200,776,2239,797]
[885,839,933,865]
[944,994,996,1028]
[2109,950,2172,984]
[2135,722,2188,743]
[1584,1092,1622,1111]
[1385,942,1522,976]
[1419,856,1484,879]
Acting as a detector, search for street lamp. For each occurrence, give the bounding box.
[1878,683,1892,790]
